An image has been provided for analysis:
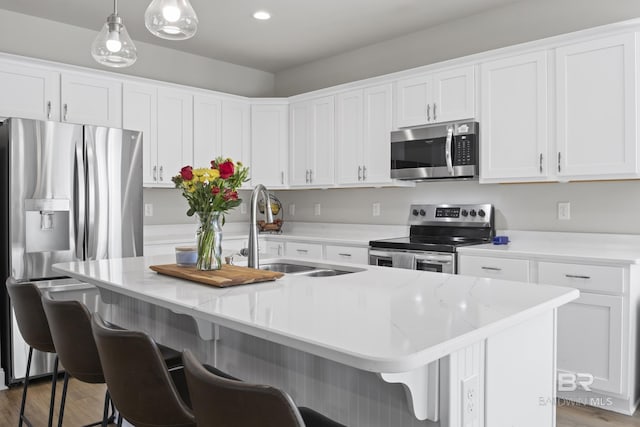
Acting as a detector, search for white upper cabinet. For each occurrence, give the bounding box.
[251,102,288,188]
[480,51,550,182]
[123,83,158,185]
[194,95,250,187]
[336,84,393,185]
[289,96,335,187]
[221,99,251,167]
[0,61,59,121]
[61,72,122,127]
[123,83,193,187]
[156,88,193,186]
[396,65,475,128]
[221,99,251,188]
[193,94,222,166]
[555,33,639,179]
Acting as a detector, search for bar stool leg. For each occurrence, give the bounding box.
[100,390,110,427]
[18,347,33,427]
[57,372,70,427]
[47,356,59,427]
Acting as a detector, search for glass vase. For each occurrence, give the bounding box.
[196,211,223,271]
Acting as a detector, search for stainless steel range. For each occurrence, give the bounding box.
[369,204,495,273]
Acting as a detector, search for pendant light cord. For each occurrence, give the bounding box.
[113,0,118,15]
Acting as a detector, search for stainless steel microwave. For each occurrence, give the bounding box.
[390,121,479,181]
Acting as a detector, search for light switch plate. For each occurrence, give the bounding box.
[314,203,321,216]
[558,202,571,220]
[289,203,295,216]
[144,203,153,217]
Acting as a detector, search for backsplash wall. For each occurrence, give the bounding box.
[146,180,640,235]
[272,180,640,234]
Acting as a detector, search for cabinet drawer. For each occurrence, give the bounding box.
[458,255,530,282]
[538,262,625,294]
[325,245,368,265]
[285,242,323,259]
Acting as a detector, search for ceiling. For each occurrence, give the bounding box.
[0,0,525,72]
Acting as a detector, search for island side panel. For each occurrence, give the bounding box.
[99,290,440,427]
[485,310,557,427]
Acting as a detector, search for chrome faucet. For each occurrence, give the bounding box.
[248,184,273,268]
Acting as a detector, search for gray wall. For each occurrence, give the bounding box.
[274,0,640,96]
[0,9,275,97]
[272,181,640,234]
[143,188,252,225]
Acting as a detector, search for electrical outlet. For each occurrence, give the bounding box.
[144,203,153,217]
[461,375,479,425]
[372,202,381,217]
[314,203,321,216]
[289,203,295,216]
[240,203,247,214]
[558,202,571,220]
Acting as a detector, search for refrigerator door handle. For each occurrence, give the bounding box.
[74,140,86,259]
[85,135,97,260]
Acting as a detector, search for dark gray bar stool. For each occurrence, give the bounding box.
[182,349,346,427]
[6,279,60,427]
[41,293,115,427]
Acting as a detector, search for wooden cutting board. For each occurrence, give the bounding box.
[149,264,284,288]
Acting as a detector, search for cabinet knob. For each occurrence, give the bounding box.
[433,103,437,121]
[358,166,362,181]
[558,152,562,173]
[362,165,367,180]
[159,166,164,181]
[47,101,52,119]
[539,153,543,174]
[153,166,158,181]
[426,104,431,122]
[63,103,68,122]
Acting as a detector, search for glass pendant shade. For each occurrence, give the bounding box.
[92,13,137,68]
[145,0,198,40]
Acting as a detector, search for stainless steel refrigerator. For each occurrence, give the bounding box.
[0,118,143,386]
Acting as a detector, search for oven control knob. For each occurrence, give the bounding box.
[478,209,486,218]
[461,209,468,217]
[412,209,419,216]
[419,209,426,216]
[469,209,477,217]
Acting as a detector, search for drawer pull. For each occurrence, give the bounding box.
[338,253,352,257]
[481,266,502,271]
[296,249,308,254]
[565,274,591,280]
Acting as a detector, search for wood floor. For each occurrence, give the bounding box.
[0,377,113,426]
[0,377,639,426]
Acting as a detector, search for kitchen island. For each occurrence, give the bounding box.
[54,255,578,427]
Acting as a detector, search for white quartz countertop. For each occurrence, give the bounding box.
[53,255,578,373]
[458,230,640,264]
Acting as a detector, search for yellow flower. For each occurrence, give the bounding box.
[209,169,220,179]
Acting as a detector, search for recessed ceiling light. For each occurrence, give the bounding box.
[253,10,271,20]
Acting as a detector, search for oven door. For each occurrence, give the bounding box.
[369,249,456,274]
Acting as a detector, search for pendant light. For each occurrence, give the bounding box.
[91,0,137,68]
[145,0,198,40]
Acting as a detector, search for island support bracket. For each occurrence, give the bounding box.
[379,361,440,422]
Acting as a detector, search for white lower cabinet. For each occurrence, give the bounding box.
[459,252,635,413]
[538,261,626,396]
[325,245,368,265]
[284,241,323,259]
[458,255,529,282]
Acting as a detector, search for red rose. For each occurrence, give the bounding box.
[223,189,238,201]
[219,161,235,179]
[211,186,220,195]
[180,166,193,180]
[210,160,218,169]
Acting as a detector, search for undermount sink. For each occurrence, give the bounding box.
[259,263,315,274]
[258,259,365,277]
